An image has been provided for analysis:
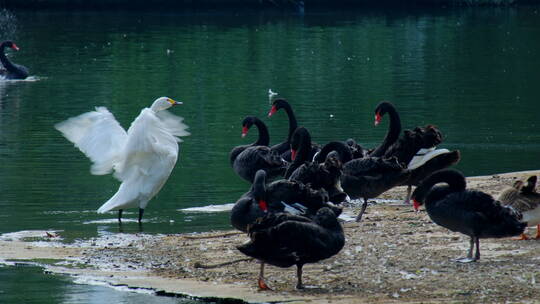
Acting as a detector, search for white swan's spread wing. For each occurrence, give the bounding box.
[98,109,183,213]
[156,110,190,142]
[55,107,127,175]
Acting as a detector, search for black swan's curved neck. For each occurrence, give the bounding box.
[282,103,298,142]
[252,118,270,146]
[293,127,311,163]
[252,170,267,200]
[370,102,401,157]
[314,141,352,164]
[0,43,16,71]
[413,169,467,204]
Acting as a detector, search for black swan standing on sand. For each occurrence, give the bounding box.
[341,154,411,222]
[230,170,337,233]
[369,101,402,157]
[229,116,287,183]
[412,169,526,263]
[385,125,461,203]
[237,207,344,290]
[284,127,347,203]
[0,41,28,80]
[268,99,319,161]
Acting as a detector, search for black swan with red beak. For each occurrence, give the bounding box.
[229,116,287,183]
[230,170,337,233]
[0,41,28,80]
[237,207,344,290]
[412,169,525,263]
[268,99,319,161]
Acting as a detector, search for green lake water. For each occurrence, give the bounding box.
[0,7,539,303]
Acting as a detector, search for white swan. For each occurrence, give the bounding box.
[55,97,190,223]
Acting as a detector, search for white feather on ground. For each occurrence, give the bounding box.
[55,97,189,214]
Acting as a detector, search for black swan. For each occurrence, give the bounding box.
[237,207,344,290]
[384,125,460,203]
[313,141,354,164]
[268,99,319,161]
[230,170,337,233]
[341,155,411,222]
[229,116,287,183]
[268,98,298,160]
[0,41,28,80]
[283,128,347,203]
[369,101,402,157]
[412,169,526,262]
[497,175,540,240]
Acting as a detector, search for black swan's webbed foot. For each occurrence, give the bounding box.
[258,262,271,290]
[454,237,479,263]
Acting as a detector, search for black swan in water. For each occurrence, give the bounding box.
[230,170,338,233]
[268,99,319,161]
[0,41,29,80]
[237,207,344,290]
[497,175,540,240]
[412,169,526,263]
[229,116,287,183]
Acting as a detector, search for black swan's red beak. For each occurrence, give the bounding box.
[268,105,277,117]
[413,199,421,211]
[258,200,268,212]
[291,149,297,161]
[374,112,382,126]
[241,126,249,138]
[11,43,19,51]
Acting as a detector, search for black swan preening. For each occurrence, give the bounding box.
[229,116,287,183]
[284,126,314,179]
[230,170,337,232]
[412,169,526,263]
[237,207,344,289]
[0,41,29,80]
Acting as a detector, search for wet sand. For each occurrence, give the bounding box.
[2,170,540,303]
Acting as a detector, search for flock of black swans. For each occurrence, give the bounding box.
[2,40,537,291]
[229,98,533,290]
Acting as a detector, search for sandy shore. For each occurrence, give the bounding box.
[2,170,540,303]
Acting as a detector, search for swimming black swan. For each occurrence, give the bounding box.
[230,170,337,232]
[369,101,402,157]
[229,116,287,183]
[412,169,526,262]
[0,41,29,80]
[498,175,540,240]
[237,207,344,290]
[268,99,319,161]
[342,155,411,222]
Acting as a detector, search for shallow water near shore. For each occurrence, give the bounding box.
[0,6,540,303]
